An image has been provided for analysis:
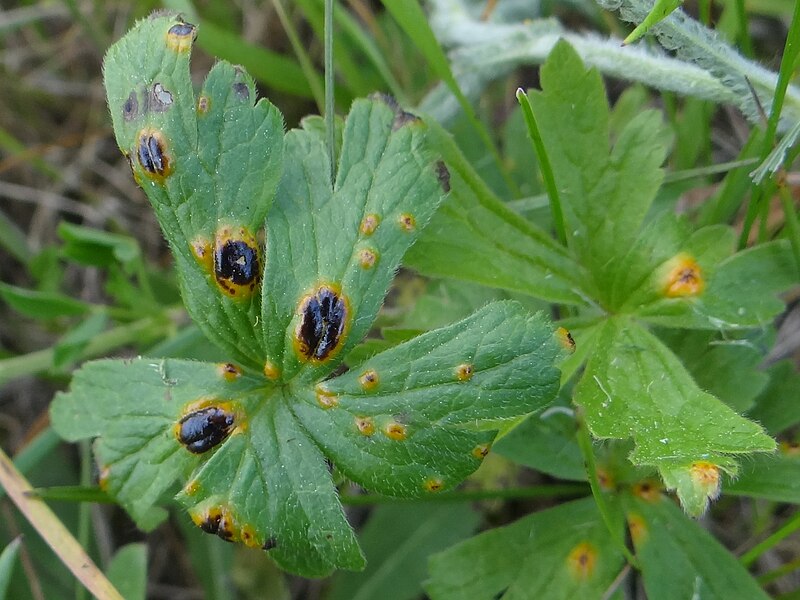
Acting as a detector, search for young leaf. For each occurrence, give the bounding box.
[103,13,284,368]
[526,40,669,301]
[725,451,800,504]
[424,497,625,600]
[574,318,775,515]
[0,283,90,319]
[106,543,147,600]
[625,493,770,599]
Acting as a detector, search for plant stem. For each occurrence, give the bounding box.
[325,0,336,184]
[757,556,800,586]
[778,179,800,277]
[575,408,640,569]
[516,88,568,246]
[733,0,754,58]
[740,509,800,567]
[340,483,588,505]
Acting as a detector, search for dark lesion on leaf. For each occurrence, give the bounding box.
[174,404,236,454]
[294,285,350,362]
[150,82,173,112]
[122,91,138,121]
[262,536,278,551]
[166,18,197,53]
[136,129,172,180]
[213,226,261,300]
[232,66,250,101]
[435,160,451,193]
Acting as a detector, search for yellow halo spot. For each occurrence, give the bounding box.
[197,95,211,114]
[240,524,261,548]
[471,444,490,460]
[627,513,648,547]
[358,247,378,269]
[596,468,615,491]
[398,213,416,232]
[567,541,597,580]
[190,237,213,273]
[455,363,474,381]
[358,369,379,390]
[555,327,576,353]
[780,441,800,456]
[690,461,721,500]
[360,214,380,236]
[183,479,201,496]
[632,480,661,502]
[217,362,242,382]
[661,253,704,298]
[98,466,110,491]
[424,478,444,493]
[263,361,280,381]
[355,417,375,436]
[384,422,407,441]
[315,384,339,409]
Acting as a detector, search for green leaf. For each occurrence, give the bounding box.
[58,222,141,271]
[260,95,448,384]
[53,313,108,370]
[103,13,284,368]
[405,119,587,305]
[626,493,769,599]
[574,317,775,515]
[291,302,563,497]
[494,406,586,481]
[424,497,626,600]
[0,537,21,600]
[623,0,683,45]
[328,503,480,600]
[50,358,363,576]
[106,543,147,600]
[747,361,800,435]
[725,452,800,504]
[0,282,90,319]
[527,40,669,299]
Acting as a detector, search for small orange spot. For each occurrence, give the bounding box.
[471,444,490,459]
[358,247,378,269]
[398,213,416,232]
[358,369,379,390]
[98,466,110,491]
[596,468,615,491]
[197,95,211,114]
[690,461,721,500]
[360,214,380,236]
[627,513,648,547]
[556,327,576,353]
[240,524,260,548]
[184,479,201,496]
[384,422,407,441]
[355,417,375,436]
[632,480,661,502]
[567,542,597,580]
[190,237,213,272]
[315,384,339,409]
[780,441,800,456]
[455,363,474,381]
[662,254,704,297]
[424,478,444,492]
[217,362,242,381]
[263,361,280,381]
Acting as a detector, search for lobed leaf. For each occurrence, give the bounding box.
[424,497,625,600]
[103,13,284,368]
[291,302,563,497]
[260,95,449,384]
[574,318,775,514]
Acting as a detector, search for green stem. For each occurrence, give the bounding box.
[575,409,640,569]
[325,0,336,184]
[778,179,800,277]
[757,556,800,586]
[740,509,800,567]
[340,483,588,505]
[75,441,91,600]
[272,0,326,113]
[0,315,169,385]
[516,88,568,246]
[0,428,61,504]
[733,0,754,58]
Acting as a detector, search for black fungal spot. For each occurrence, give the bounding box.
[215,239,259,287]
[232,82,250,101]
[262,537,278,551]
[150,82,173,111]
[168,21,196,37]
[137,131,170,177]
[435,160,451,192]
[369,92,399,111]
[176,406,235,454]
[296,287,348,361]
[392,110,420,131]
[122,91,138,121]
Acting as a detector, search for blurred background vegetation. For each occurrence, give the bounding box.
[1,0,799,598]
